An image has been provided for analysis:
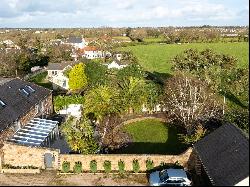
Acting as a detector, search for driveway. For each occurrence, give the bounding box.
[0,170,149,186]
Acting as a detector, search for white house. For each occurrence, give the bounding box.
[62,36,87,49]
[81,46,104,59]
[47,61,80,90]
[106,60,128,69]
[114,53,122,61]
[0,40,14,46]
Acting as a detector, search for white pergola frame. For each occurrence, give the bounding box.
[9,118,59,147]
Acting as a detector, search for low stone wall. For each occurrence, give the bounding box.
[60,148,193,172]
[0,142,193,173]
[2,142,60,170]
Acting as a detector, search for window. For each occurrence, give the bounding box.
[62,80,67,88]
[19,88,30,97]
[0,99,6,109]
[25,85,35,93]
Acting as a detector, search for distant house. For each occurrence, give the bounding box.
[62,36,87,49]
[106,60,128,69]
[114,53,122,61]
[0,39,20,49]
[0,78,53,145]
[47,61,80,90]
[81,46,104,59]
[193,123,249,186]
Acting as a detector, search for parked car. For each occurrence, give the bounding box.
[149,168,192,186]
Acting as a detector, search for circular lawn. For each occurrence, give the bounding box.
[113,119,187,154]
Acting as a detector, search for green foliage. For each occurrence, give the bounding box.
[90,160,97,173]
[178,124,207,145]
[68,62,88,91]
[53,95,84,112]
[83,85,119,121]
[73,161,82,173]
[225,107,249,134]
[62,161,70,173]
[132,159,140,173]
[61,117,99,154]
[63,67,72,78]
[103,160,111,174]
[118,160,125,174]
[85,61,108,88]
[145,158,154,171]
[117,63,146,82]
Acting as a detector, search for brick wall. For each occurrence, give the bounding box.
[19,94,53,127]
[1,142,60,169]
[0,127,15,146]
[60,148,193,171]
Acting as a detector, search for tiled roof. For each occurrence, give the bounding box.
[65,36,82,43]
[194,123,249,186]
[0,78,52,131]
[47,61,80,70]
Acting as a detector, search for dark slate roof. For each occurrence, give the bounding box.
[65,36,82,43]
[194,123,249,186]
[47,61,80,70]
[0,78,52,131]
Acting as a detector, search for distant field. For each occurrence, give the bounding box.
[119,42,249,73]
[112,36,131,41]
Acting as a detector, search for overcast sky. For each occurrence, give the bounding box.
[0,0,249,28]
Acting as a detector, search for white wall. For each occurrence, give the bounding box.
[235,177,249,186]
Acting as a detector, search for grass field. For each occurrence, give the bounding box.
[119,42,249,73]
[114,119,186,154]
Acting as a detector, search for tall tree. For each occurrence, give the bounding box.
[164,74,223,135]
[61,117,99,154]
[68,62,88,92]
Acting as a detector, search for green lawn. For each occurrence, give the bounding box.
[119,42,249,73]
[114,119,186,154]
[29,71,53,90]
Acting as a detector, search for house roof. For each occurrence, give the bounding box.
[47,61,80,70]
[0,78,52,132]
[65,36,83,43]
[194,123,249,186]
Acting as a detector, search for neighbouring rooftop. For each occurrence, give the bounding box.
[194,123,249,186]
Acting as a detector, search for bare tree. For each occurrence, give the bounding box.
[164,74,223,135]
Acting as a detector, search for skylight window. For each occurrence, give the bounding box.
[25,85,35,93]
[0,99,6,109]
[19,88,30,97]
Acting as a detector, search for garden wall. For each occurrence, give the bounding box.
[60,148,193,171]
[0,142,193,173]
[1,142,60,170]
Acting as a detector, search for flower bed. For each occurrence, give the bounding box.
[1,164,40,174]
[1,168,40,174]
